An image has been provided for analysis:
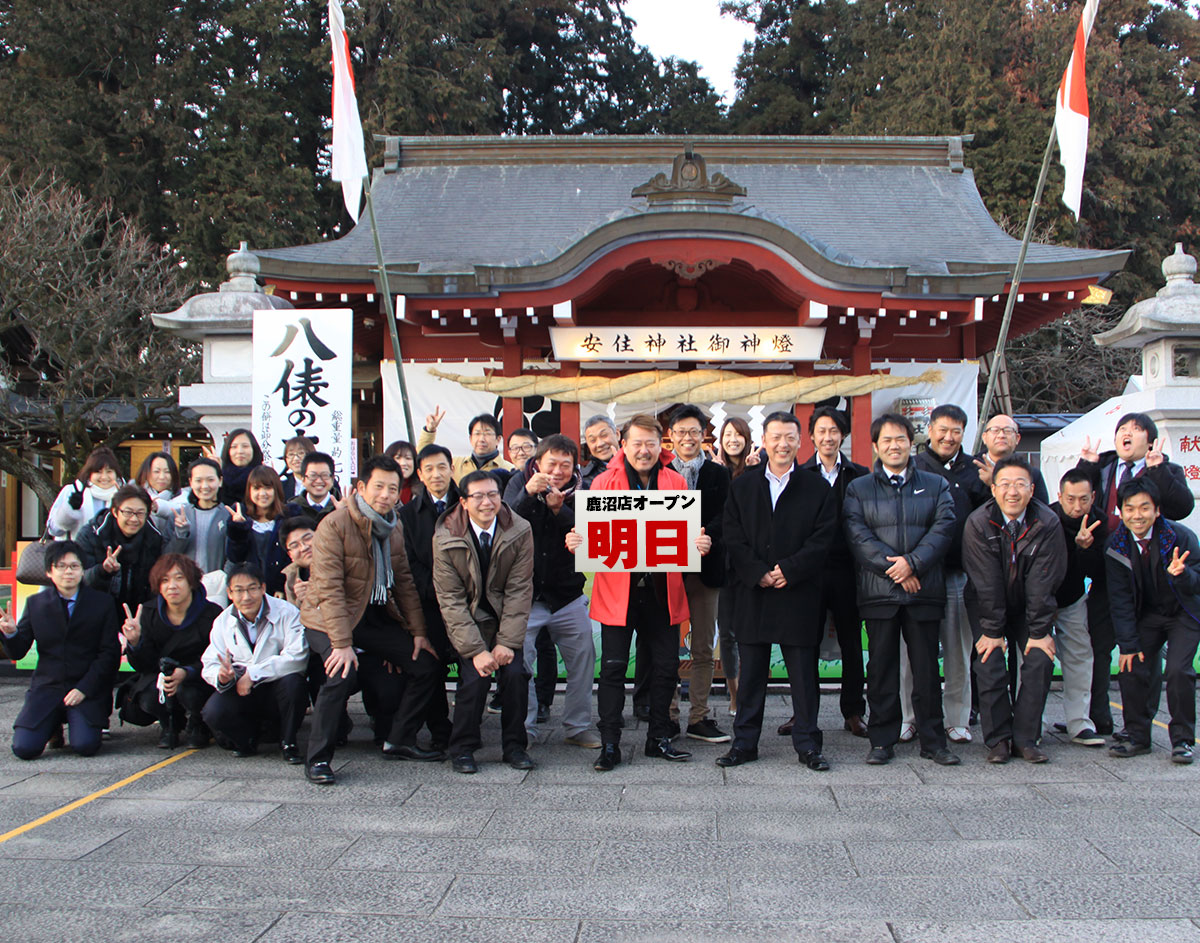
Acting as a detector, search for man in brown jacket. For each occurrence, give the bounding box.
[433,470,535,773]
[300,455,441,785]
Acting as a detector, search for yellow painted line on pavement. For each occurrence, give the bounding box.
[0,748,197,845]
[1110,700,1170,732]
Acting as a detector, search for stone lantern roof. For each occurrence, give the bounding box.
[1095,243,1200,348]
[152,241,292,340]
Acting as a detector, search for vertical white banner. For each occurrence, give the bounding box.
[253,309,354,494]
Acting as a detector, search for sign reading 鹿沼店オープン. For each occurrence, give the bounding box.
[253,309,353,494]
[551,326,825,362]
[575,491,702,573]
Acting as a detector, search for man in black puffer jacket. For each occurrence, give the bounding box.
[844,413,957,766]
[962,456,1067,765]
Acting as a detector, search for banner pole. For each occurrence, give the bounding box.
[973,123,1058,453]
[362,172,417,445]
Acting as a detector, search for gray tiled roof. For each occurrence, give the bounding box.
[255,135,1124,290]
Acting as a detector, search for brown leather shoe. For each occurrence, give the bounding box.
[986,739,1011,764]
[777,718,794,736]
[1017,743,1049,764]
[843,715,868,738]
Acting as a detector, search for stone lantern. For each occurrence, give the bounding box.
[152,242,293,444]
[1040,243,1200,527]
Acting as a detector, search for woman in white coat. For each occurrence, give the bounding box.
[46,447,125,540]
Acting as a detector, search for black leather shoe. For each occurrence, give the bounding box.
[633,704,651,722]
[865,745,893,765]
[382,742,446,762]
[305,762,335,785]
[157,723,178,750]
[451,753,478,774]
[800,750,830,771]
[536,703,551,724]
[645,737,691,761]
[232,740,258,758]
[777,718,795,736]
[921,747,961,766]
[281,743,303,765]
[185,721,210,749]
[715,747,758,768]
[1113,728,1131,743]
[1109,742,1151,758]
[594,743,621,772]
[504,749,535,770]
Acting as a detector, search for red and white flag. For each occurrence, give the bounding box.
[1054,0,1100,219]
[328,0,368,221]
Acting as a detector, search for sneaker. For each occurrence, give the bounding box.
[486,695,502,715]
[898,723,917,743]
[564,731,602,749]
[1070,728,1106,747]
[686,719,732,743]
[1172,744,1194,765]
[946,726,972,744]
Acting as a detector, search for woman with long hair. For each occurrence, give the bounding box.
[47,447,125,540]
[136,451,182,517]
[714,416,757,717]
[225,465,290,597]
[219,428,264,507]
[384,440,418,505]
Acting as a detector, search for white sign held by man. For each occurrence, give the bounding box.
[252,309,353,494]
[575,490,702,573]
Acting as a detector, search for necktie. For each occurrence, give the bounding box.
[890,475,903,488]
[1118,460,1135,489]
[1006,519,1021,541]
[60,597,71,623]
[435,499,445,514]
[479,530,492,575]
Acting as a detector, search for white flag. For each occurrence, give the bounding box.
[328,0,368,221]
[1054,0,1100,219]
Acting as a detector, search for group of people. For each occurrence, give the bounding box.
[4,400,1198,783]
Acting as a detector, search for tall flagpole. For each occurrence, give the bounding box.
[362,171,417,445]
[973,126,1057,453]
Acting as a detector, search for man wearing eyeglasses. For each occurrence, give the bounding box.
[974,415,1049,504]
[284,452,340,528]
[962,456,1067,763]
[433,470,535,773]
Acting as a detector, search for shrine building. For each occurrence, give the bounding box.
[161,135,1129,465]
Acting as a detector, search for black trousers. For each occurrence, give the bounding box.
[305,606,439,765]
[202,672,307,750]
[447,649,528,757]
[1088,592,1162,731]
[535,626,558,707]
[734,641,822,754]
[865,610,945,751]
[1118,612,1200,748]
[821,567,867,719]
[12,704,101,759]
[122,675,213,729]
[599,582,678,744]
[972,623,1054,748]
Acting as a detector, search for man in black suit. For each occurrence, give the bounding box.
[795,406,869,738]
[717,410,839,771]
[844,413,959,766]
[0,540,121,758]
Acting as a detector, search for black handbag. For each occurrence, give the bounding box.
[14,532,54,586]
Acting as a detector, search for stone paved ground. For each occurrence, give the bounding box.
[0,677,1198,942]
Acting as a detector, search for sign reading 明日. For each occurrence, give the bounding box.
[252,309,353,494]
[575,491,702,573]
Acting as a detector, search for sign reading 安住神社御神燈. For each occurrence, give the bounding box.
[252,309,353,495]
[550,326,825,362]
[575,491,702,573]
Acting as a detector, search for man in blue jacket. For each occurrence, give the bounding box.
[844,413,958,766]
[1106,478,1200,764]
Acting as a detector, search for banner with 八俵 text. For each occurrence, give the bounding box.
[575,491,702,573]
[252,309,353,495]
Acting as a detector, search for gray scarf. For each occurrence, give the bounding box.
[355,494,396,605]
[672,455,705,490]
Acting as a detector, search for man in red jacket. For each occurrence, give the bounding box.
[567,413,711,772]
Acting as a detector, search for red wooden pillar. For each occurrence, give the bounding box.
[559,361,581,440]
[502,344,523,444]
[793,362,815,463]
[850,342,873,467]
